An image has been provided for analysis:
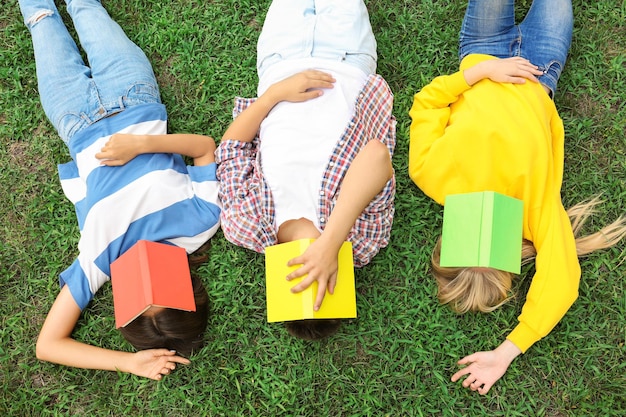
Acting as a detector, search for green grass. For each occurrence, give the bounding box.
[1,0,625,415]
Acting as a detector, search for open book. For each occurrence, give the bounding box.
[265,239,357,323]
[441,191,523,274]
[111,240,196,328]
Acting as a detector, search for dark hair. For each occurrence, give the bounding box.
[285,319,342,341]
[119,274,209,357]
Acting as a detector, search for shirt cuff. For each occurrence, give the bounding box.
[507,321,543,353]
[215,139,254,164]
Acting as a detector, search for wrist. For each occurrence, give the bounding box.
[259,86,282,108]
[463,61,487,86]
[317,229,345,254]
[115,351,135,374]
[137,134,150,154]
[497,339,522,364]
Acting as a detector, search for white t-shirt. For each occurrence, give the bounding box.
[258,58,368,230]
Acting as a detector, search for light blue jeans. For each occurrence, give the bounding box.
[257,0,377,79]
[19,0,161,145]
[459,0,573,96]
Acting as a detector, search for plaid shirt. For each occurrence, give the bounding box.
[215,74,396,267]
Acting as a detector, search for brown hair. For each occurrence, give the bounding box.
[433,197,626,313]
[285,319,342,341]
[119,274,209,357]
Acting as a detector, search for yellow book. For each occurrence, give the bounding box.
[265,239,357,323]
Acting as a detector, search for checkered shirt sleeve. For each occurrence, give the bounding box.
[215,97,278,253]
[319,74,396,266]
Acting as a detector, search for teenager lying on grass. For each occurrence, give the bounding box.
[20,0,220,380]
[408,0,626,394]
[215,0,396,339]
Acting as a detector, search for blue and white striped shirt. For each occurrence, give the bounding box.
[58,103,220,310]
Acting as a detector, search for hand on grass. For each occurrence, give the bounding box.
[286,238,339,311]
[450,339,521,395]
[463,57,544,86]
[96,133,144,166]
[128,349,190,380]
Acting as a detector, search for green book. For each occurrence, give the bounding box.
[440,191,523,274]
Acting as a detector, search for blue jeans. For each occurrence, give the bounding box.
[257,0,377,78]
[459,0,573,96]
[19,0,161,144]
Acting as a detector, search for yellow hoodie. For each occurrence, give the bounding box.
[409,54,580,353]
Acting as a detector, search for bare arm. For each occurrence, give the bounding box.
[36,286,190,380]
[96,133,216,167]
[221,69,336,143]
[287,140,393,310]
[463,57,543,86]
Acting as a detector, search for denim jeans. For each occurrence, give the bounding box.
[459,0,573,96]
[19,0,161,145]
[257,0,377,79]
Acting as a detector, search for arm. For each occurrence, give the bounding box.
[287,140,393,310]
[36,286,190,380]
[408,71,469,188]
[96,133,216,167]
[462,57,543,86]
[215,70,336,251]
[452,194,579,395]
[408,57,543,188]
[221,69,336,143]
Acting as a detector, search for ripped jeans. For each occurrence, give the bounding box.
[19,0,161,144]
[459,0,573,96]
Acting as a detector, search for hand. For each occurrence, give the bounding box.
[286,238,339,311]
[464,57,544,86]
[128,349,191,380]
[96,133,144,166]
[450,340,521,394]
[266,70,336,104]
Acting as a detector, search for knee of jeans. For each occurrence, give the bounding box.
[25,9,54,28]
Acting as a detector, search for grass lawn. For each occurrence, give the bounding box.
[1,0,624,415]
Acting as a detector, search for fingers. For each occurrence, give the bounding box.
[453,369,486,393]
[151,351,190,380]
[154,349,191,364]
[167,355,191,365]
[509,59,543,83]
[298,70,336,94]
[451,366,470,382]
[302,69,336,84]
[286,255,304,269]
[152,361,179,381]
[326,273,337,295]
[313,278,328,311]
[99,159,122,166]
[456,354,474,366]
[289,271,315,294]
[478,383,492,395]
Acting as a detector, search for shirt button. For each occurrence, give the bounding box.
[319,217,325,223]
[319,190,324,196]
[339,140,345,146]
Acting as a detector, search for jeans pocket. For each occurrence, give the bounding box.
[122,82,161,107]
[57,112,88,145]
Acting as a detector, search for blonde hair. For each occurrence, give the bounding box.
[433,196,626,313]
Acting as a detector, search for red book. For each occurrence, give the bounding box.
[111,240,196,328]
